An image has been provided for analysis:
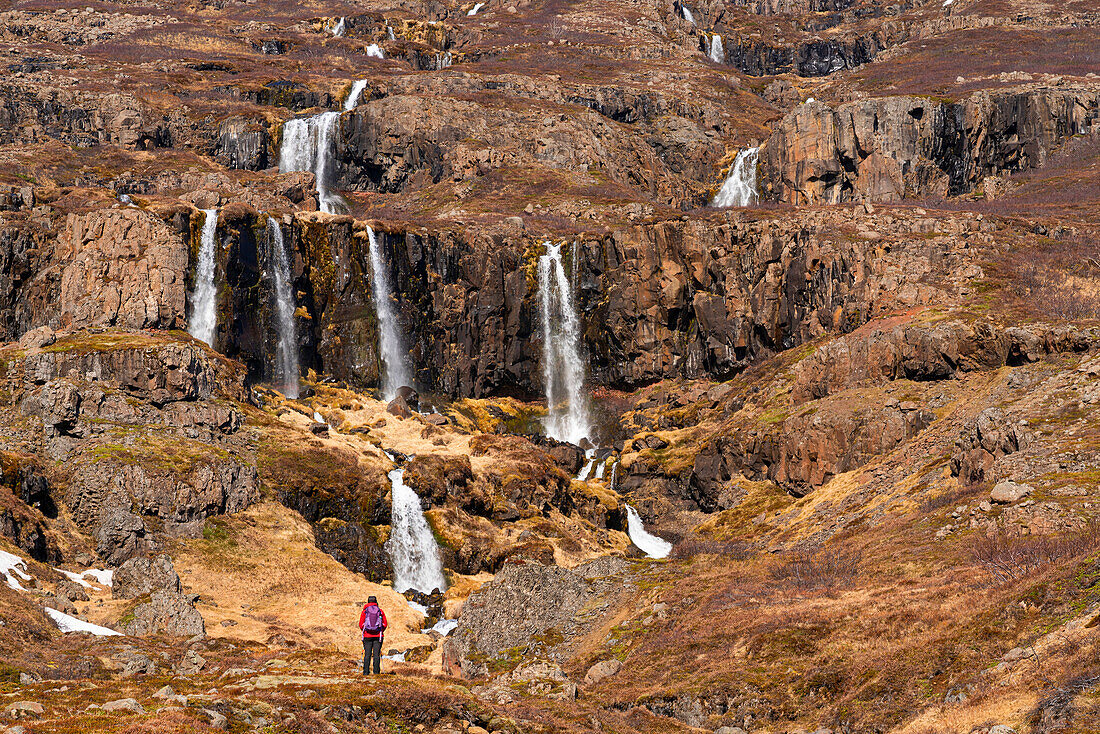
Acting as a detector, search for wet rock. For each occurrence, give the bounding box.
[112,554,182,599]
[212,116,269,171]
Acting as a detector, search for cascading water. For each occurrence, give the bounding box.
[625,505,672,559]
[467,2,485,14]
[682,5,695,24]
[385,465,447,594]
[267,217,300,399]
[711,147,759,208]
[188,208,219,347]
[709,33,724,63]
[279,112,342,214]
[345,80,368,110]
[367,226,413,401]
[366,44,384,59]
[387,26,396,40]
[332,17,346,36]
[538,242,591,445]
[576,448,597,481]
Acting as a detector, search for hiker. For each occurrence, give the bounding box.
[359,595,388,675]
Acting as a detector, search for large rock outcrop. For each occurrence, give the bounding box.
[760,87,1100,203]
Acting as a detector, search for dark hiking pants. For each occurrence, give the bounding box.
[363,637,382,674]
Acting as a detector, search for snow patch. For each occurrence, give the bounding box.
[45,608,123,636]
[0,550,31,591]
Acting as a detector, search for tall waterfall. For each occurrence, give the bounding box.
[625,505,672,559]
[709,33,724,63]
[711,147,759,208]
[188,208,218,347]
[267,217,300,399]
[345,80,368,110]
[367,226,413,401]
[385,466,447,594]
[332,17,346,36]
[279,111,342,214]
[538,242,590,445]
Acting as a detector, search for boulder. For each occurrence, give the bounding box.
[17,326,55,350]
[991,481,1032,504]
[583,658,622,684]
[102,699,145,714]
[387,395,413,418]
[112,554,182,599]
[119,591,205,637]
[56,578,89,602]
[4,702,43,720]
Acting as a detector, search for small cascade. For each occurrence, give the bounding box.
[538,242,591,445]
[435,51,453,69]
[387,26,396,40]
[595,457,607,480]
[576,448,597,481]
[609,459,619,490]
[367,226,413,401]
[267,217,300,398]
[709,33,724,63]
[188,208,219,347]
[345,80,369,110]
[332,17,346,36]
[711,147,759,208]
[366,43,384,59]
[625,505,672,559]
[467,2,485,14]
[385,465,447,594]
[682,5,695,24]
[279,112,342,214]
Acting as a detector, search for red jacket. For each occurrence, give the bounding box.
[358,603,388,639]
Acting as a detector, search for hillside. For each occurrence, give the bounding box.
[0,0,1098,732]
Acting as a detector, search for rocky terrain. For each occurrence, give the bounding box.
[0,0,1098,732]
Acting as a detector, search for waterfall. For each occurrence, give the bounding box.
[366,44,384,59]
[682,5,695,24]
[367,226,413,401]
[709,33,724,63]
[267,217,300,399]
[711,147,759,208]
[576,448,597,481]
[625,505,672,559]
[332,17,346,36]
[595,457,607,480]
[188,208,219,347]
[385,467,447,594]
[467,2,484,14]
[387,26,396,40]
[435,51,452,69]
[538,242,590,445]
[345,80,368,110]
[279,112,343,215]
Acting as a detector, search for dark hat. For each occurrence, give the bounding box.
[367,595,378,604]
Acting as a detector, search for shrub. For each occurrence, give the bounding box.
[769,548,861,589]
[969,523,1100,585]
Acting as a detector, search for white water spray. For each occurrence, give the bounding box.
[682,5,695,24]
[385,467,447,594]
[345,80,368,110]
[332,17,346,36]
[280,112,343,214]
[576,448,597,481]
[267,217,300,399]
[367,226,413,401]
[711,147,759,208]
[366,43,384,59]
[188,208,219,347]
[387,26,396,40]
[468,2,485,14]
[709,33,724,63]
[625,505,672,559]
[538,242,590,445]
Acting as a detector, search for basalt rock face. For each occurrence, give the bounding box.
[760,87,1100,204]
[3,332,257,566]
[57,208,190,332]
[334,94,714,205]
[728,34,886,76]
[349,211,972,398]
